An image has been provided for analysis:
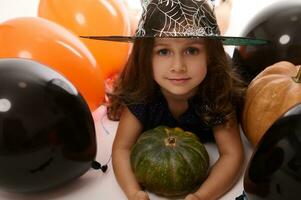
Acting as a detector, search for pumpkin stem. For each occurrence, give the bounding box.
[165,137,176,147]
[168,137,176,144]
[292,66,301,83]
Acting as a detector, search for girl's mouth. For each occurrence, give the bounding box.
[167,78,191,84]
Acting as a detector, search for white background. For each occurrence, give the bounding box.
[0,0,298,200]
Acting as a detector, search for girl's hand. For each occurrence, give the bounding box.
[132,190,150,200]
[184,193,202,200]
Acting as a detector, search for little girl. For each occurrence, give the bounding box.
[110,37,244,200]
[83,0,267,199]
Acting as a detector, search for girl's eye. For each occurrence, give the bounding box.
[185,47,200,55]
[157,49,170,56]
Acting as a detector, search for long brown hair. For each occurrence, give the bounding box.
[107,38,246,124]
[197,39,246,124]
[107,38,157,120]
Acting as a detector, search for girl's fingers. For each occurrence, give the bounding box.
[135,191,150,200]
[184,194,201,200]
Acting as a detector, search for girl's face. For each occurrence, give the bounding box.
[152,38,207,98]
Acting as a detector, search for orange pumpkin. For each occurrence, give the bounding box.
[242,61,301,145]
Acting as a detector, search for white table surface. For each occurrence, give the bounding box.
[0,106,253,200]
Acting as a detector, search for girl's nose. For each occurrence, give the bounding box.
[170,54,187,72]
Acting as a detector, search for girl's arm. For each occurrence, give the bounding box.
[112,107,150,200]
[185,116,244,200]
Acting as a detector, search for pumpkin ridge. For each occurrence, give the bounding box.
[178,141,209,170]
[131,131,165,170]
[243,78,289,137]
[146,148,178,196]
[244,76,278,109]
[163,148,191,196]
[278,82,301,118]
[249,74,288,92]
[243,77,272,134]
[173,147,197,177]
[137,148,168,190]
[131,142,161,171]
[244,78,291,143]
[168,149,193,195]
[180,133,201,142]
[172,148,203,193]
[150,150,170,192]
[255,79,293,142]
[175,145,208,183]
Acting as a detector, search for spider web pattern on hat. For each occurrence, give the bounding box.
[79,0,269,45]
[135,0,220,37]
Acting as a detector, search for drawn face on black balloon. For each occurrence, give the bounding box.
[0,58,96,192]
[244,103,301,200]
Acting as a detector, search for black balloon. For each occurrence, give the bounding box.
[243,103,301,200]
[232,3,301,83]
[0,58,96,192]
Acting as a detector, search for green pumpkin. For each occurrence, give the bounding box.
[130,126,210,197]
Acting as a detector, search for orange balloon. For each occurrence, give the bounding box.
[0,17,105,111]
[38,0,131,79]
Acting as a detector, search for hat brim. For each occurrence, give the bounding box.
[80,35,269,46]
